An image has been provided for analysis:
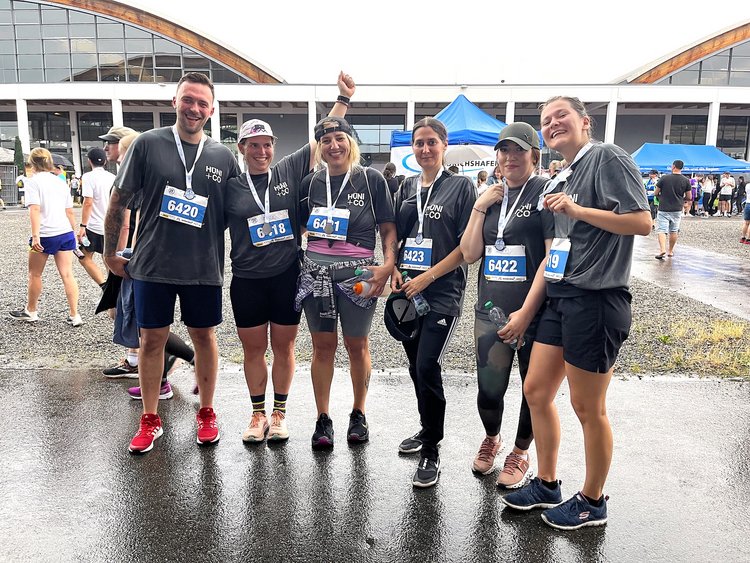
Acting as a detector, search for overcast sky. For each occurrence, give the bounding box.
[125,0,746,85]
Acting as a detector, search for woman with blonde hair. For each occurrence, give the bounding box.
[9,148,81,326]
[297,115,397,449]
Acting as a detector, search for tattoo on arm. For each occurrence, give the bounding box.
[104,188,134,256]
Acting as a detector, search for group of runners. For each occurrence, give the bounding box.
[12,68,652,531]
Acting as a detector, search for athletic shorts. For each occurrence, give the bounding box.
[744,203,750,221]
[719,194,732,202]
[535,289,632,373]
[230,262,302,328]
[655,210,682,234]
[133,280,222,329]
[302,254,376,338]
[30,231,76,255]
[83,229,104,254]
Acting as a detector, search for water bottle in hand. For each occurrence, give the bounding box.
[484,301,518,349]
[401,271,431,316]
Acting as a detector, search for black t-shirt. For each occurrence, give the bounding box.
[656,173,691,212]
[225,145,310,278]
[476,175,555,323]
[301,167,395,250]
[113,126,240,285]
[395,171,476,317]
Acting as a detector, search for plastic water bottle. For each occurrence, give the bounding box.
[484,301,518,349]
[401,271,431,316]
[73,247,85,259]
[81,234,90,247]
[355,267,374,280]
[353,280,372,296]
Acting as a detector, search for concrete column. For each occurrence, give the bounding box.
[69,109,81,175]
[308,99,316,143]
[604,100,618,144]
[111,98,123,127]
[706,100,720,146]
[407,100,415,130]
[505,101,515,124]
[210,99,221,143]
[662,114,672,143]
[16,98,30,154]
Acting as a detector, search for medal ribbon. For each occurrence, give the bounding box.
[416,168,443,241]
[172,126,206,199]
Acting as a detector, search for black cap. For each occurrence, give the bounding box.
[87,147,106,166]
[494,122,540,151]
[383,292,420,342]
[314,116,353,141]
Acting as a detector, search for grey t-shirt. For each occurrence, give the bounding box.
[476,175,555,326]
[655,173,691,212]
[113,126,240,286]
[396,171,476,317]
[225,145,310,279]
[301,167,395,250]
[548,143,649,295]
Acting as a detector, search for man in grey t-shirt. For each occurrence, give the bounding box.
[654,159,692,259]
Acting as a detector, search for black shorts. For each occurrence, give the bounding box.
[230,262,302,328]
[719,194,732,202]
[84,229,104,254]
[535,289,632,373]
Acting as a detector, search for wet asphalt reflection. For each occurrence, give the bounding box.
[1,366,749,562]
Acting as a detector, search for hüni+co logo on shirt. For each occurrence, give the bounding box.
[274,182,290,197]
[348,192,366,207]
[425,204,442,219]
[515,203,533,218]
[205,165,223,183]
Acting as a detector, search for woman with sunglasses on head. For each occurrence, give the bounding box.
[460,122,554,489]
[297,115,397,450]
[391,117,476,488]
[500,96,650,530]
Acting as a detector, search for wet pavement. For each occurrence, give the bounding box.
[631,235,750,321]
[1,364,749,562]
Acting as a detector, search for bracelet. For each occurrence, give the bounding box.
[472,207,486,215]
[336,95,350,106]
[80,223,87,227]
[431,274,436,282]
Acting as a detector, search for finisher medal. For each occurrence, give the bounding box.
[415,234,424,245]
[495,238,506,251]
[324,221,334,235]
[185,186,195,200]
[262,222,272,235]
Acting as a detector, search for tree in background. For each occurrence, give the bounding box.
[13,136,24,171]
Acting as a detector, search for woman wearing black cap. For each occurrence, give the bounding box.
[460,122,554,488]
[224,72,356,445]
[296,114,397,450]
[391,117,476,488]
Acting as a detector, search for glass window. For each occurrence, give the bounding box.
[99,53,123,66]
[45,68,70,82]
[44,53,70,68]
[71,68,98,81]
[700,70,729,86]
[70,38,96,53]
[155,54,180,67]
[125,25,150,39]
[0,53,16,68]
[160,113,174,127]
[41,7,67,24]
[15,24,40,39]
[69,24,95,38]
[730,57,750,72]
[183,50,209,67]
[14,10,39,24]
[97,38,124,52]
[100,66,125,82]
[68,11,93,24]
[0,11,10,25]
[17,54,42,68]
[13,1,39,9]
[124,112,154,132]
[154,38,180,54]
[732,41,750,57]
[18,69,43,82]
[670,70,699,85]
[729,70,750,87]
[41,24,68,38]
[1,68,16,82]
[0,40,14,54]
[154,68,182,82]
[71,53,96,67]
[0,25,12,39]
[97,22,123,38]
[701,55,730,71]
[125,38,152,54]
[16,39,41,54]
[220,113,237,151]
[43,39,69,54]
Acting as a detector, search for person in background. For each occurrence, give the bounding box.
[740,176,750,245]
[718,172,735,217]
[9,148,81,326]
[644,170,659,229]
[500,95,651,530]
[487,164,503,186]
[701,174,714,217]
[297,115,397,450]
[392,117,476,488]
[548,160,563,179]
[654,159,691,259]
[383,162,400,202]
[460,122,554,488]
[99,126,137,166]
[734,175,745,215]
[77,147,114,287]
[476,170,489,195]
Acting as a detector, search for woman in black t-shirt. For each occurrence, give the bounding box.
[461,122,554,489]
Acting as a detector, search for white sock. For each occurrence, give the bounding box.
[127,352,139,367]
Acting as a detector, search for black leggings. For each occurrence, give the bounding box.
[402,311,459,458]
[474,316,533,451]
[161,332,195,383]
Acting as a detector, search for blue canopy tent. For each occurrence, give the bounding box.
[390,94,508,147]
[631,143,750,173]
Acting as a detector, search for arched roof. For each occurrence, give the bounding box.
[48,0,284,84]
[626,19,750,84]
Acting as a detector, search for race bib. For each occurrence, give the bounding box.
[400,237,433,271]
[159,185,207,228]
[484,244,526,282]
[247,210,294,247]
[307,207,350,241]
[544,237,571,281]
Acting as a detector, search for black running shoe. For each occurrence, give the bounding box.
[398,429,424,454]
[347,409,369,443]
[412,455,440,488]
[311,413,334,449]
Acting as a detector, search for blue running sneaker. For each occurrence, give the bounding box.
[541,492,608,530]
[500,477,562,511]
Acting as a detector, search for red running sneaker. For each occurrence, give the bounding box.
[129,413,163,454]
[196,407,220,445]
